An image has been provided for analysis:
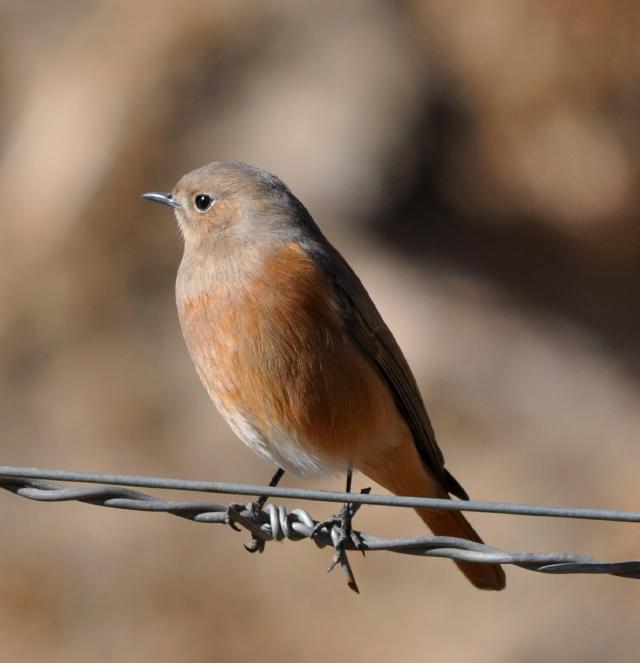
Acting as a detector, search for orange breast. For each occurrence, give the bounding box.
[178,241,400,472]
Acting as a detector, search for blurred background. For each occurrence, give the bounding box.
[1,1,639,661]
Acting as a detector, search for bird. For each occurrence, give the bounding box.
[142,161,506,591]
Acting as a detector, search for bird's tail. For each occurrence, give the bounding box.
[361,440,506,591]
[415,505,506,591]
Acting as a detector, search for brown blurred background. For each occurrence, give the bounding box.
[1,1,639,661]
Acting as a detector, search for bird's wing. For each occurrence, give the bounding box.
[326,253,468,500]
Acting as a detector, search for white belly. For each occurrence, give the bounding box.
[221,403,344,476]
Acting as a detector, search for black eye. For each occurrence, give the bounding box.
[194,194,214,212]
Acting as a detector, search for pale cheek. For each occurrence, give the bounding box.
[174,208,193,238]
[177,217,216,244]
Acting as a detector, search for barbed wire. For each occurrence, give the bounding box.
[1,465,639,592]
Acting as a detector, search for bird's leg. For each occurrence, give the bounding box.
[312,469,368,593]
[251,467,285,514]
[312,470,365,547]
[241,467,286,553]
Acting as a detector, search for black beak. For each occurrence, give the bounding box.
[141,192,181,209]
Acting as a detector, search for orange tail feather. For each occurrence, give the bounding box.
[361,439,506,591]
[416,506,506,591]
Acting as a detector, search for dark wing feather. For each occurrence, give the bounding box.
[326,252,468,500]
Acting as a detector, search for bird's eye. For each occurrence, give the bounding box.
[194,194,214,212]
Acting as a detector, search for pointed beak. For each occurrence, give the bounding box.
[141,192,181,209]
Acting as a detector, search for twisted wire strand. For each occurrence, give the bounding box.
[1,468,639,582]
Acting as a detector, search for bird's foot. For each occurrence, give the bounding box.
[225,469,285,554]
[224,502,246,531]
[312,501,365,552]
[312,488,370,593]
[243,499,269,553]
[224,501,269,553]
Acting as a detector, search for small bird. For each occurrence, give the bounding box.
[143,162,506,591]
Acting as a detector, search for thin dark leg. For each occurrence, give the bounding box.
[240,467,286,554]
[345,468,353,493]
[336,468,365,552]
[254,467,285,511]
[311,468,368,593]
